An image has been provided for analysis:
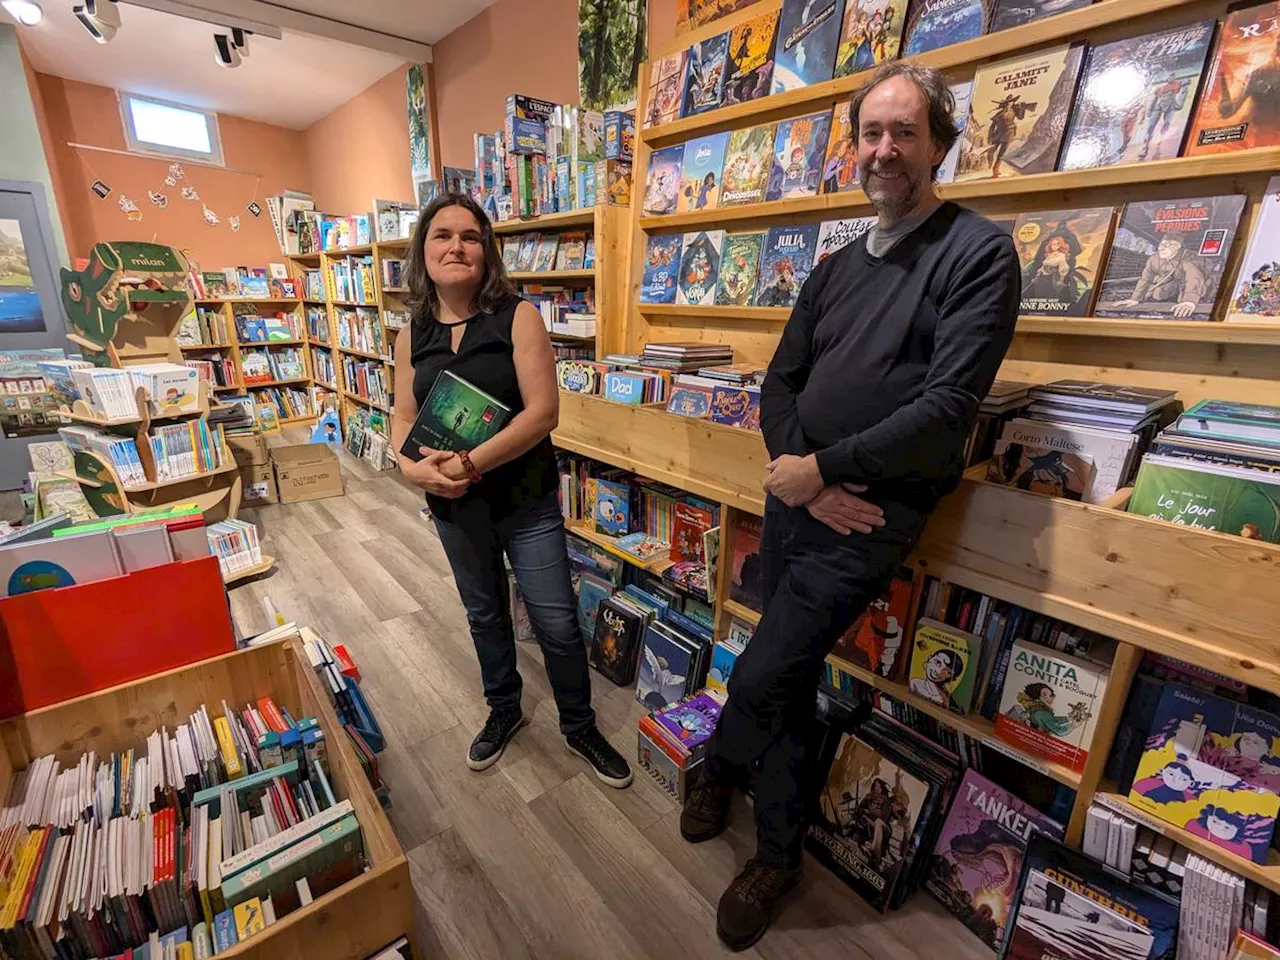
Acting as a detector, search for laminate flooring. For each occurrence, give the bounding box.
[225,444,993,960]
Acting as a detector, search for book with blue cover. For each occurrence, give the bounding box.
[708,384,761,430]
[642,145,685,216]
[679,132,730,213]
[636,623,696,710]
[675,231,725,306]
[639,234,684,304]
[772,0,845,93]
[682,30,731,116]
[595,478,632,535]
[707,640,741,698]
[766,110,833,200]
[755,224,819,308]
[903,0,993,57]
[576,572,614,641]
[604,371,652,406]
[715,231,765,306]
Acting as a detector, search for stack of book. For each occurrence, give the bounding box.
[179,308,231,346]
[1129,399,1280,543]
[666,367,761,430]
[639,342,732,372]
[633,592,713,710]
[336,308,386,356]
[602,366,668,406]
[342,360,389,407]
[67,368,142,420]
[312,349,336,389]
[636,691,723,801]
[188,265,296,300]
[206,519,262,577]
[148,418,229,482]
[183,355,237,390]
[963,380,1034,468]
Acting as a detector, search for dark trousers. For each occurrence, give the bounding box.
[707,494,926,867]
[431,491,596,736]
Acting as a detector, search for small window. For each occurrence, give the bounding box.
[120,92,224,166]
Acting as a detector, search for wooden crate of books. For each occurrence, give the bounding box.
[0,638,414,960]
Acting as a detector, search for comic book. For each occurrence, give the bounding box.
[755,224,819,308]
[671,500,716,564]
[1011,207,1116,316]
[834,0,905,77]
[926,770,1064,950]
[723,10,779,106]
[729,513,762,611]
[987,440,1096,501]
[1128,456,1280,543]
[635,623,696,710]
[772,0,845,93]
[575,573,614,643]
[644,50,689,128]
[642,144,685,216]
[675,230,725,306]
[679,132,729,214]
[821,100,858,194]
[720,123,777,206]
[936,80,974,185]
[765,110,833,201]
[1227,175,1280,321]
[831,566,917,680]
[683,30,732,117]
[675,0,756,31]
[815,217,877,266]
[906,618,982,715]
[639,234,684,304]
[708,384,761,430]
[903,0,994,57]
[589,596,648,686]
[1095,195,1247,320]
[955,44,1085,181]
[594,478,631,536]
[989,0,1091,32]
[994,639,1110,774]
[1186,1,1280,155]
[715,231,766,306]
[1059,21,1216,171]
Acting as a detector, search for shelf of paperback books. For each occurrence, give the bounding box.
[565,519,676,575]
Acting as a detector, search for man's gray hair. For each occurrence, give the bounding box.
[848,62,961,177]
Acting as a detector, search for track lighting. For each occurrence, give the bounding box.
[1,0,43,25]
[73,0,119,42]
[213,28,249,67]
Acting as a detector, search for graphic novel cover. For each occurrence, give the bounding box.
[1228,175,1280,321]
[639,234,684,304]
[642,145,685,216]
[721,123,777,206]
[989,0,1091,33]
[831,566,916,679]
[903,0,993,57]
[729,513,762,611]
[925,769,1064,950]
[654,690,723,748]
[955,44,1085,181]
[715,231,766,306]
[675,230,726,306]
[834,0,904,76]
[1128,456,1280,543]
[935,80,974,184]
[594,478,631,535]
[575,573,613,643]
[772,0,845,93]
[645,51,689,128]
[987,440,1096,501]
[767,110,833,200]
[1095,195,1247,320]
[589,597,646,686]
[1059,21,1215,171]
[723,10,779,105]
[1186,2,1280,155]
[683,31,732,116]
[907,618,981,715]
[675,0,756,31]
[671,500,715,563]
[708,384,761,430]
[814,217,876,265]
[679,132,729,213]
[822,100,859,194]
[707,640,740,697]
[636,624,694,710]
[1011,207,1115,316]
[755,224,819,308]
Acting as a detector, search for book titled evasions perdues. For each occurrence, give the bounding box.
[1186,1,1280,155]
[400,371,511,461]
[772,0,845,93]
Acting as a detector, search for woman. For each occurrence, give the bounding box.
[392,193,631,787]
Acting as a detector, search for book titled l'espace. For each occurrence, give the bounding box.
[400,370,511,462]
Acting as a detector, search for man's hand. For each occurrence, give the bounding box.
[401,449,470,498]
[764,454,825,507]
[806,484,885,535]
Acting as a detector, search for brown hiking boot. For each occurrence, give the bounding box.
[716,858,802,950]
[680,777,734,842]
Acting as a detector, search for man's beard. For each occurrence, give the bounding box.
[860,161,924,222]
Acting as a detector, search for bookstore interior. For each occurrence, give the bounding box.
[5,0,1280,956]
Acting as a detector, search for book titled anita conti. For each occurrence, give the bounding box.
[400,370,512,462]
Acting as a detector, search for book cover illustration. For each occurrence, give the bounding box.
[989,439,1093,495]
[1186,1,1280,155]
[807,731,932,912]
[814,217,876,266]
[955,44,1085,181]
[720,123,777,206]
[715,231,766,306]
[636,625,694,710]
[723,10,779,106]
[666,381,714,418]
[1228,176,1280,320]
[925,770,1064,950]
[675,230,725,306]
[1011,207,1115,316]
[832,566,915,679]
[903,0,993,57]
[604,371,650,406]
[755,224,819,308]
[575,573,614,642]
[1095,195,1247,320]
[821,100,858,194]
[707,640,739,697]
[680,132,729,213]
[671,500,715,563]
[834,0,904,76]
[594,478,631,535]
[730,513,762,611]
[556,232,587,270]
[1059,21,1215,171]
[708,384,761,430]
[1005,836,1180,960]
[556,360,603,394]
[589,598,645,686]
[531,234,559,272]
[772,0,845,93]
[994,417,1134,505]
[907,619,980,715]
[935,81,974,184]
[501,238,520,271]
[989,0,1090,33]
[1128,456,1280,543]
[403,370,511,458]
[645,50,689,128]
[515,233,539,272]
[654,691,723,748]
[994,640,1109,773]
[1199,702,1280,794]
[683,30,732,117]
[703,525,720,595]
[639,234,684,304]
[766,110,833,200]
[642,144,685,216]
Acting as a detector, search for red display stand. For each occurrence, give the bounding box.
[0,555,235,718]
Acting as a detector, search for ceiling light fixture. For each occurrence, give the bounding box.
[212,29,245,67]
[1,0,43,25]
[73,0,120,42]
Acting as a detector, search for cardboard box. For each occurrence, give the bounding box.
[240,464,277,505]
[226,431,269,467]
[272,443,342,503]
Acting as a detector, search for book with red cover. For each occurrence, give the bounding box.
[729,514,763,612]
[670,501,716,563]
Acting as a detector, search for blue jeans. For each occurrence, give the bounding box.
[431,491,596,735]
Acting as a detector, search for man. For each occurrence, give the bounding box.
[679,61,1020,951]
[1110,232,1206,317]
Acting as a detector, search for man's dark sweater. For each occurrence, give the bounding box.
[761,201,1021,509]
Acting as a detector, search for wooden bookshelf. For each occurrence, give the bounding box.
[565,519,675,575]
[722,598,760,627]
[510,269,597,281]
[493,207,596,235]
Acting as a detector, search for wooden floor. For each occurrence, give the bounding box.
[226,444,994,960]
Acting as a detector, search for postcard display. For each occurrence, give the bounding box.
[531,0,1280,946]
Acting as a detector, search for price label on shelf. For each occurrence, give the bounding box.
[1094,793,1168,836]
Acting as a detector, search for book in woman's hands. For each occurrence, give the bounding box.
[401,370,512,461]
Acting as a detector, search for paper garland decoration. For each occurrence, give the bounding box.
[168,163,185,181]
[118,195,142,222]
[202,205,220,226]
[228,216,241,232]
[147,191,168,208]
[91,180,111,199]
[247,201,262,218]
[181,186,200,201]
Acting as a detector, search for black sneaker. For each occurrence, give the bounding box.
[566,727,633,788]
[717,858,802,951]
[467,706,527,771]
[680,776,734,843]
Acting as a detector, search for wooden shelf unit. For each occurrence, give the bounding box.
[565,519,675,575]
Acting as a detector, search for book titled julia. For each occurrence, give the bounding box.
[906,618,982,715]
[589,596,647,686]
[925,769,1064,950]
[994,639,1109,774]
[755,225,819,308]
[400,371,510,462]
[1128,455,1280,543]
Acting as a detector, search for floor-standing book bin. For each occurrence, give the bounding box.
[0,638,417,960]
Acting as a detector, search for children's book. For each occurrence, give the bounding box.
[555,232,587,271]
[531,234,559,272]
[644,50,689,128]
[666,378,714,419]
[594,478,631,536]
[639,234,684,304]
[821,100,858,194]
[831,566,916,680]
[1128,456,1280,543]
[653,690,723,749]
[834,0,906,76]
[708,384,761,430]
[501,238,520,271]
[814,217,876,267]
[515,233,539,272]
[720,123,777,207]
[636,624,696,710]
[679,132,730,213]
[935,80,973,185]
[642,145,685,216]
[723,10,779,106]
[1228,176,1280,321]
[903,0,993,56]
[706,640,741,699]
[671,500,716,563]
[729,514,762,611]
[766,110,833,201]
[675,231,725,306]
[755,225,819,308]
[715,231,766,306]
[603,371,652,406]
[906,618,981,715]
[682,30,732,116]
[772,0,845,93]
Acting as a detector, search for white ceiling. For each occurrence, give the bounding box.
[274,0,499,45]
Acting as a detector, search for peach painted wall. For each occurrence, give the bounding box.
[34,74,311,270]
[432,0,678,169]
[302,65,417,214]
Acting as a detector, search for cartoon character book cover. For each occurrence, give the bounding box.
[708,384,761,430]
[907,619,980,715]
[766,110,833,200]
[1011,207,1116,316]
[755,224,819,308]
[640,234,684,304]
[834,0,904,76]
[635,625,694,710]
[654,690,724,749]
[1228,176,1280,320]
[814,217,876,265]
[642,144,685,216]
[645,50,689,128]
[903,0,993,58]
[589,597,646,686]
[682,30,732,117]
[832,566,916,679]
[986,441,1097,502]
[821,100,858,194]
[772,0,845,94]
[720,123,777,206]
[715,231,765,305]
[723,10,779,105]
[1186,1,1280,155]
[935,80,974,184]
[679,132,729,213]
[675,230,726,306]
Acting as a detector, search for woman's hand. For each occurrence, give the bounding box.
[401,449,470,498]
